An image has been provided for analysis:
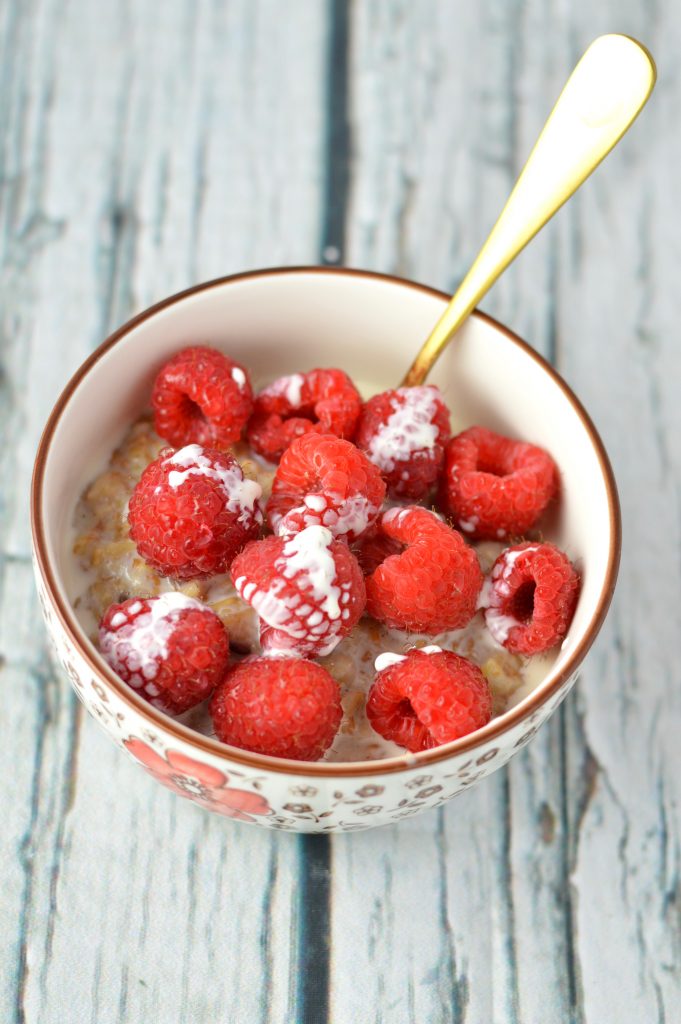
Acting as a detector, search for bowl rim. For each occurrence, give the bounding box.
[31,265,621,778]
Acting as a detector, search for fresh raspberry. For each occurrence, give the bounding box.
[210,656,342,761]
[151,345,253,449]
[364,506,483,633]
[247,368,361,462]
[128,444,263,578]
[99,593,229,714]
[355,385,451,499]
[366,647,492,752]
[439,426,558,540]
[479,541,580,654]
[266,433,386,542]
[352,522,403,576]
[231,525,365,657]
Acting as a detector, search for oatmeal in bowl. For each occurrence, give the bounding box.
[31,268,620,831]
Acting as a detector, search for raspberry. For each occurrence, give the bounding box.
[152,345,253,448]
[364,506,483,633]
[266,433,386,542]
[356,385,451,499]
[352,522,403,576]
[439,426,558,540]
[247,368,361,462]
[479,541,580,654]
[210,656,342,761]
[99,593,229,714]
[128,444,263,578]
[231,525,365,657]
[366,647,492,752]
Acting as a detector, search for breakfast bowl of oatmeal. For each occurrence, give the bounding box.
[30,267,620,832]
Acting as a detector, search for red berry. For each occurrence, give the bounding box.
[356,385,451,498]
[128,444,263,578]
[210,656,342,761]
[99,593,230,714]
[366,647,492,752]
[479,541,580,654]
[365,506,483,633]
[439,426,558,540]
[152,345,253,448]
[247,368,362,462]
[231,525,365,657]
[352,522,403,576]
[267,433,386,542]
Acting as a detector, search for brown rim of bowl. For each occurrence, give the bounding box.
[31,266,621,778]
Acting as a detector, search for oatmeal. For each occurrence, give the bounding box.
[71,416,556,761]
[68,343,581,762]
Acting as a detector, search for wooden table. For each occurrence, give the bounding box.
[2,3,679,1021]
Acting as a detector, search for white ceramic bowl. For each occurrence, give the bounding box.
[31,268,620,832]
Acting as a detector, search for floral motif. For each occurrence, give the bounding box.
[514,727,538,748]
[476,747,499,765]
[415,785,442,799]
[288,785,319,798]
[125,738,271,822]
[406,775,433,789]
[391,808,423,820]
[355,784,384,798]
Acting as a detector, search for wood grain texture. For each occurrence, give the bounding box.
[0,2,327,1022]
[1,0,679,1022]
[335,2,681,1023]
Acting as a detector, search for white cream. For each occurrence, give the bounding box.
[261,372,305,407]
[382,505,442,533]
[304,494,327,513]
[231,366,246,389]
[249,580,296,630]
[381,505,411,528]
[234,575,294,631]
[165,445,262,525]
[484,610,522,646]
[100,592,205,693]
[235,526,346,657]
[275,492,377,540]
[374,645,441,673]
[324,493,374,537]
[278,526,341,621]
[374,652,406,672]
[478,545,539,645]
[368,386,439,472]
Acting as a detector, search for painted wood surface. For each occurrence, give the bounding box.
[0,1,679,1022]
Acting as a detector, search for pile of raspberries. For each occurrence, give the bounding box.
[99,345,580,761]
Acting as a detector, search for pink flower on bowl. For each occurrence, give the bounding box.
[124,739,271,822]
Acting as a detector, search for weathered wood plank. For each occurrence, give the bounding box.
[331,1,681,1022]
[555,3,681,1015]
[0,2,329,1022]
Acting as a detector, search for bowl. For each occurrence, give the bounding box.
[30,267,620,833]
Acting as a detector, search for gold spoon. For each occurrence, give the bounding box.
[402,34,656,387]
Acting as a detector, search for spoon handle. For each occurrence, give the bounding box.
[402,34,656,387]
